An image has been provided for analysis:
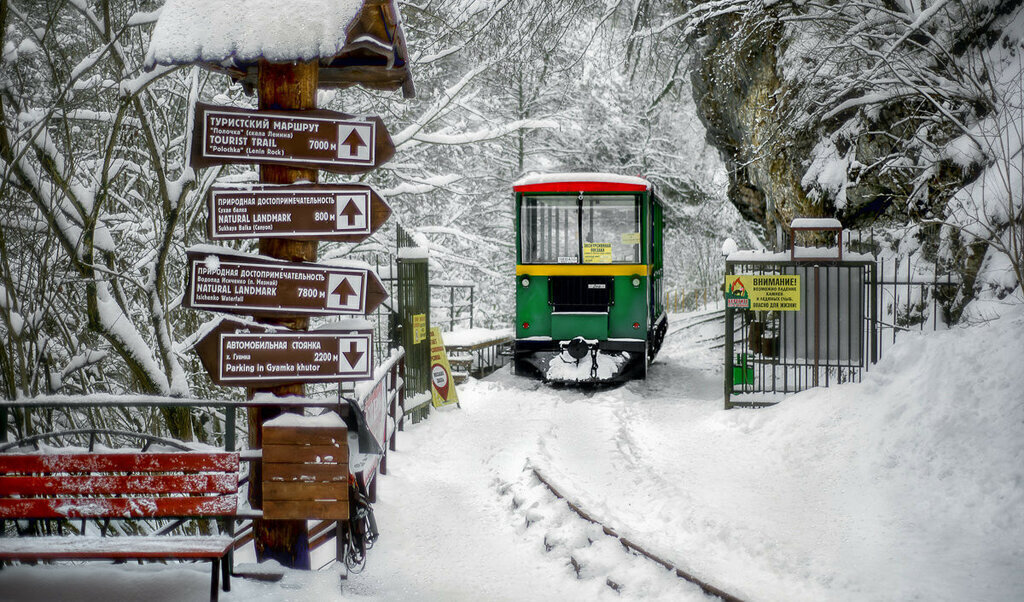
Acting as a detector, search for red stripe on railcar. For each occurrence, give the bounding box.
[513,181,647,193]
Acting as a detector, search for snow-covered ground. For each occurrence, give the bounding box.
[2,304,1023,601]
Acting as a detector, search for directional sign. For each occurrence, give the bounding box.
[190,103,395,175]
[207,184,391,242]
[184,251,387,317]
[193,319,373,387]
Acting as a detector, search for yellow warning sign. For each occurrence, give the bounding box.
[724,274,801,311]
[412,313,426,344]
[583,243,612,263]
[621,232,641,245]
[429,327,459,408]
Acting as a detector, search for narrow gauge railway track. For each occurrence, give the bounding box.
[528,465,746,602]
[667,309,725,338]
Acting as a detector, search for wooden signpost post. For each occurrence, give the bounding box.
[182,60,397,570]
[149,0,415,572]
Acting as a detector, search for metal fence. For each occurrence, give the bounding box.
[724,258,877,408]
[395,224,430,402]
[666,285,721,313]
[724,254,964,408]
[874,255,961,358]
[430,282,475,331]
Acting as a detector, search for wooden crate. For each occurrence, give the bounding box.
[262,421,349,520]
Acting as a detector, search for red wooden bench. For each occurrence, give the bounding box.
[0,451,239,601]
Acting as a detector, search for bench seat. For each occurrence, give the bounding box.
[0,535,235,559]
[0,451,240,601]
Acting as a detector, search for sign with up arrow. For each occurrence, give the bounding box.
[184,250,387,317]
[190,103,394,175]
[193,318,373,386]
[207,184,391,242]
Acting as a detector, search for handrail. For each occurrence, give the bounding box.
[0,394,341,409]
[0,428,197,453]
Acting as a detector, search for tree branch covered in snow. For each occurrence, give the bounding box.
[0,0,225,442]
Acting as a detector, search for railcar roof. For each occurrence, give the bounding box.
[513,172,651,193]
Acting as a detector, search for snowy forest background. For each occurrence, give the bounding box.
[1,0,1022,443]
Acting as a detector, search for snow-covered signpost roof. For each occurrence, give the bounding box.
[145,0,415,97]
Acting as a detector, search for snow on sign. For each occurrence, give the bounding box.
[193,319,373,386]
[184,250,387,317]
[190,103,394,174]
[207,183,391,242]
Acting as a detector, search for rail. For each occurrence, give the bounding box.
[529,464,745,602]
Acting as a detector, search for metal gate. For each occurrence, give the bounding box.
[396,225,431,415]
[724,257,877,409]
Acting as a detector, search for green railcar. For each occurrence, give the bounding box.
[513,173,667,382]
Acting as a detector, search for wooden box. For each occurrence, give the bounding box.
[262,416,348,520]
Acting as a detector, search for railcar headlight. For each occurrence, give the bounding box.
[631,275,641,288]
[521,276,530,288]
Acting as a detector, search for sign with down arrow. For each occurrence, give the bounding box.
[193,318,374,386]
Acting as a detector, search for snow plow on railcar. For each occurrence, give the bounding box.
[512,173,667,383]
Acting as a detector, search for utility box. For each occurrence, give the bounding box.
[732,353,754,386]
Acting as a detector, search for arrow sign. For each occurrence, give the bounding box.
[342,341,365,369]
[191,102,394,175]
[193,318,374,387]
[185,250,387,317]
[331,274,360,307]
[341,127,368,159]
[207,184,390,243]
[338,198,362,227]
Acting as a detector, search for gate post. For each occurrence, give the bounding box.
[397,226,431,421]
[870,261,878,365]
[724,260,734,410]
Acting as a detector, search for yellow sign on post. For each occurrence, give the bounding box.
[429,327,459,408]
[583,242,612,263]
[724,274,801,311]
[412,313,426,344]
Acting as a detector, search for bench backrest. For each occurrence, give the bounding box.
[0,452,239,519]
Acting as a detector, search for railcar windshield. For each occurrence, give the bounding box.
[520,194,640,264]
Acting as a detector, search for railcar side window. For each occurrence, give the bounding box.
[581,196,640,263]
[520,196,579,263]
